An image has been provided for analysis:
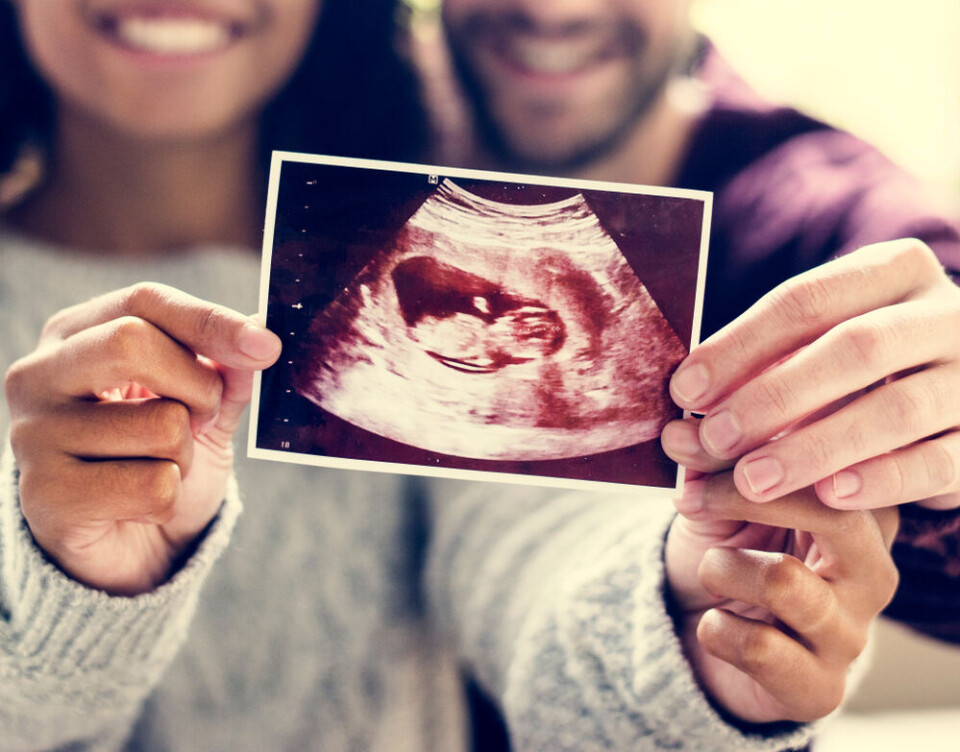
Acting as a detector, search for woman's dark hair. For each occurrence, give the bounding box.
[0,0,427,180]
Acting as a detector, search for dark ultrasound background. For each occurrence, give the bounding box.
[256,159,706,489]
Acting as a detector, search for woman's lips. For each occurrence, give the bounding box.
[89,9,248,56]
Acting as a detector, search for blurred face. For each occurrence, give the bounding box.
[15,0,321,140]
[442,0,694,171]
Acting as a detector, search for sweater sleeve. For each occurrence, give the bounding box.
[0,442,242,751]
[424,479,818,751]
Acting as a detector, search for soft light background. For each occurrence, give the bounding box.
[692,0,960,204]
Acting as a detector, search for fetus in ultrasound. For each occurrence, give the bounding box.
[392,256,565,374]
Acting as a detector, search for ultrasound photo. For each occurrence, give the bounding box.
[249,154,711,494]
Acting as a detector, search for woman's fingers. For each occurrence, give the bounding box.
[695,608,844,723]
[40,282,281,369]
[4,286,278,595]
[680,474,898,581]
[10,398,194,467]
[729,364,960,503]
[698,549,841,653]
[19,456,183,532]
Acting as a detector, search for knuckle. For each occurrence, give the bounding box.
[879,453,909,500]
[4,357,32,404]
[838,319,893,373]
[147,401,191,454]
[192,304,224,342]
[145,462,181,511]
[925,441,959,494]
[123,281,173,313]
[896,238,940,276]
[878,382,931,438]
[739,627,777,675]
[104,316,152,362]
[808,682,845,720]
[715,324,755,367]
[752,372,794,419]
[8,416,41,460]
[760,555,806,606]
[801,430,839,475]
[833,508,872,541]
[877,557,901,605]
[774,275,835,330]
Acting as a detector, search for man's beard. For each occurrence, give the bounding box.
[445,24,697,176]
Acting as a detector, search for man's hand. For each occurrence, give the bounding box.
[667,239,960,510]
[666,471,900,724]
[4,283,281,596]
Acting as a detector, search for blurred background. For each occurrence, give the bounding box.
[402,1,960,749]
[691,0,960,206]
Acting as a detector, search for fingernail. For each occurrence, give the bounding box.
[742,456,784,496]
[676,478,705,514]
[661,422,703,455]
[238,324,281,361]
[701,410,741,454]
[833,470,862,499]
[672,363,710,405]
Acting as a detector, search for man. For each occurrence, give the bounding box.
[426,0,960,742]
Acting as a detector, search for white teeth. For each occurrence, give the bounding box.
[510,38,601,75]
[116,17,231,54]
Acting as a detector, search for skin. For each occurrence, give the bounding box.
[667,472,899,723]
[442,0,959,724]
[10,0,322,252]
[663,239,960,512]
[3,0,324,594]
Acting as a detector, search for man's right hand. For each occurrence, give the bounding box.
[4,283,281,596]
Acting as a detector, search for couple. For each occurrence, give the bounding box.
[1,1,959,750]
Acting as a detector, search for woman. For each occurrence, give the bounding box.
[0,2,463,750]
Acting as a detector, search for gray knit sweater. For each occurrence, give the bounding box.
[0,228,816,751]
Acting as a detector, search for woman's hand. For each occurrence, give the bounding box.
[5,283,281,596]
[666,471,900,724]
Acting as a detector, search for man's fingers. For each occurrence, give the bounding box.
[698,548,862,663]
[661,419,734,473]
[814,430,960,510]
[731,365,960,502]
[696,608,844,723]
[694,302,960,460]
[40,282,281,369]
[670,239,945,411]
